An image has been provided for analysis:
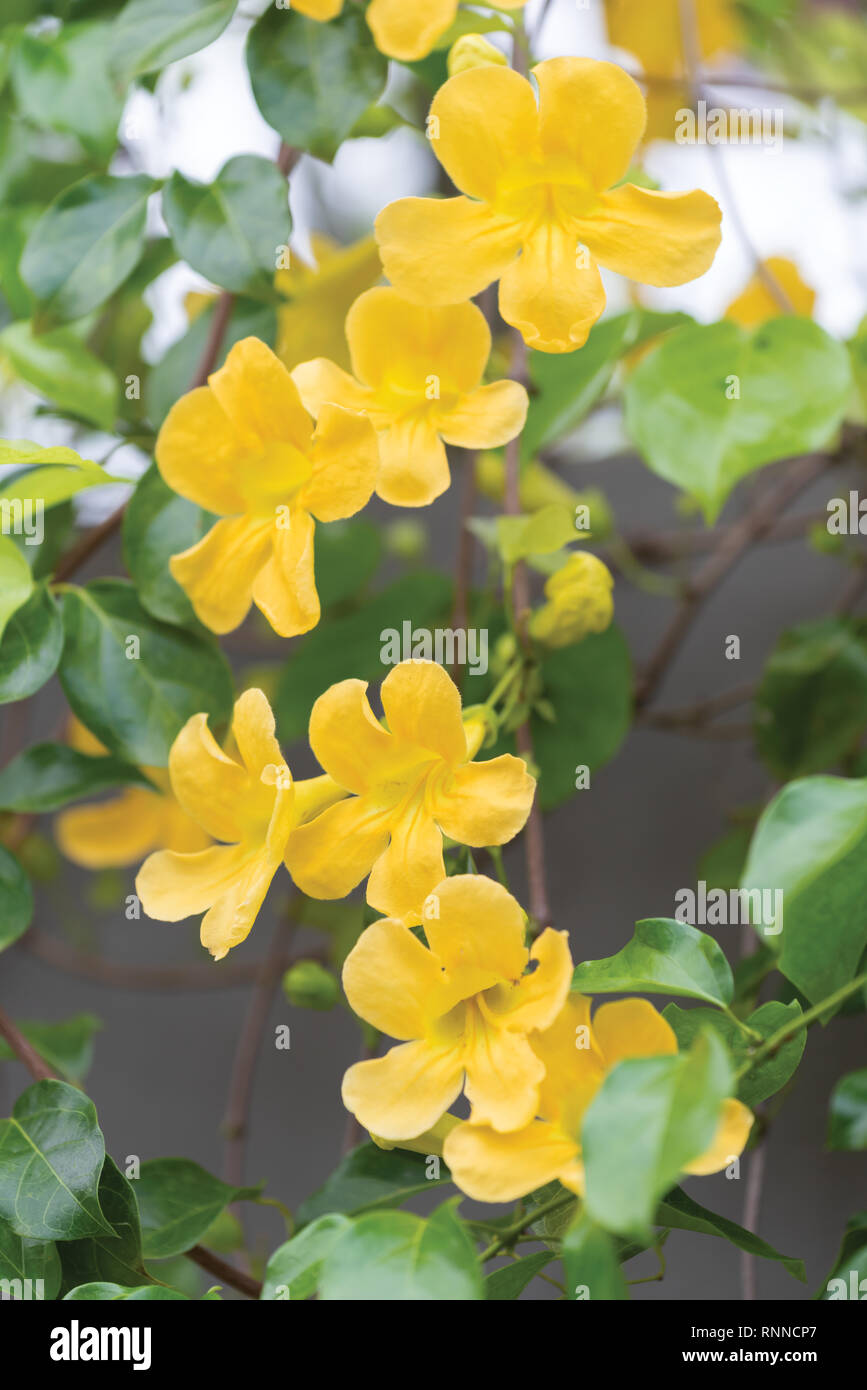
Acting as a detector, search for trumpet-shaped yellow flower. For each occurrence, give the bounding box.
[444,995,754,1202]
[724,257,815,328]
[530,552,615,649]
[342,875,573,1139]
[155,337,379,637]
[292,289,529,507]
[284,659,536,921]
[375,58,722,353]
[293,0,527,62]
[275,234,383,372]
[55,718,211,868]
[136,689,344,961]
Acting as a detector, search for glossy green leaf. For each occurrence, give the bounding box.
[657,1186,805,1282]
[10,21,124,160]
[0,440,122,506]
[828,1069,867,1150]
[109,0,237,84]
[247,7,388,163]
[664,999,805,1108]
[818,1212,867,1299]
[0,742,151,813]
[0,845,34,953]
[572,917,734,1007]
[624,318,852,522]
[583,1030,733,1237]
[319,1201,482,1302]
[0,586,63,704]
[0,1081,114,1241]
[297,1142,450,1226]
[0,536,34,644]
[59,1157,152,1293]
[561,1215,629,1301]
[64,1280,188,1300]
[261,1214,352,1301]
[497,504,580,564]
[0,322,118,431]
[0,1014,102,1083]
[484,1250,555,1300]
[122,463,213,625]
[21,173,153,325]
[741,776,867,1007]
[0,1217,62,1300]
[135,1158,261,1259]
[162,155,289,298]
[58,580,233,766]
[522,312,638,462]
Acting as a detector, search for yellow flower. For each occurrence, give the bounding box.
[275,234,383,372]
[529,552,614,649]
[604,0,741,143]
[55,719,211,869]
[292,288,528,508]
[155,337,379,638]
[284,659,536,921]
[293,0,527,62]
[444,996,754,1202]
[341,875,573,1139]
[375,58,722,354]
[447,34,509,78]
[724,257,815,328]
[136,689,344,961]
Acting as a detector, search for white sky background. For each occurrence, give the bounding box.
[6,0,867,516]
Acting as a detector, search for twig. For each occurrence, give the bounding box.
[185,1244,263,1300]
[741,1133,767,1301]
[0,1005,58,1082]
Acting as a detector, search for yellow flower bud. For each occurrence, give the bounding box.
[447,34,508,78]
[530,552,614,649]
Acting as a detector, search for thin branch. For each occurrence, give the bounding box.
[0,1005,58,1082]
[741,1131,767,1301]
[625,65,867,105]
[185,1244,263,1300]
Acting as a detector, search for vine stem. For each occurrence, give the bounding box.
[0,1004,59,1082]
[736,969,867,1077]
[479,1191,574,1262]
[185,1245,263,1300]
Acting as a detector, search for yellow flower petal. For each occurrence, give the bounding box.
[433,752,536,848]
[276,235,382,373]
[366,0,457,62]
[376,195,520,307]
[156,386,247,515]
[56,789,165,868]
[342,1039,464,1140]
[380,659,467,765]
[306,678,396,794]
[583,184,722,286]
[372,1112,460,1157]
[483,928,573,1033]
[375,415,451,508]
[684,1097,754,1175]
[535,57,646,191]
[346,289,491,395]
[499,224,607,353]
[424,874,527,988]
[592,997,678,1068]
[301,402,379,522]
[292,0,343,20]
[429,64,539,203]
[199,846,282,961]
[291,358,372,418]
[725,256,815,327]
[342,917,456,1039]
[444,1119,583,1203]
[207,337,313,455]
[231,687,284,780]
[169,517,273,635]
[438,380,528,450]
[251,508,319,638]
[285,795,389,899]
[532,995,605,1125]
[136,842,253,922]
[366,800,446,921]
[168,712,252,843]
[465,1023,546,1132]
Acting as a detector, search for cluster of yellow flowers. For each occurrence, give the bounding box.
[58,49,751,1201]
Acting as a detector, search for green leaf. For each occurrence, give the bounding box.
[64,1280,188,1299]
[0,321,118,431]
[0,1015,102,1084]
[10,21,125,160]
[656,1186,805,1282]
[261,1214,352,1301]
[0,535,34,644]
[484,1250,556,1300]
[624,318,852,522]
[135,1158,261,1259]
[0,586,63,705]
[122,463,213,626]
[583,1030,733,1237]
[561,1215,629,1301]
[530,625,632,811]
[59,1157,152,1293]
[145,296,276,428]
[818,1212,867,1299]
[247,7,388,163]
[275,572,453,744]
[0,1217,62,1300]
[741,776,867,1008]
[572,918,734,1007]
[0,845,34,953]
[163,155,289,298]
[828,1069,867,1151]
[109,0,237,84]
[0,742,151,813]
[297,1142,451,1226]
[0,1080,114,1241]
[58,580,234,766]
[21,173,153,326]
[754,618,867,777]
[664,1000,805,1108]
[319,1200,483,1302]
[496,504,580,564]
[0,439,122,506]
[522,312,638,462]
